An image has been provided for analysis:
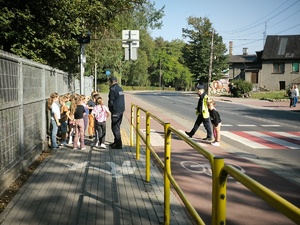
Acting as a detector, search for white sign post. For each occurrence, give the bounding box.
[122,30,139,60]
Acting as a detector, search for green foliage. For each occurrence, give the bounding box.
[231,79,253,97]
[1,1,232,92]
[182,16,228,84]
[250,91,288,99]
[148,39,193,90]
[0,0,158,73]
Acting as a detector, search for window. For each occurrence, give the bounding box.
[292,62,299,73]
[273,63,285,73]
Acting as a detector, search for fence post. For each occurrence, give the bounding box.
[135,107,140,160]
[146,111,151,182]
[212,156,226,225]
[130,104,134,147]
[164,123,171,225]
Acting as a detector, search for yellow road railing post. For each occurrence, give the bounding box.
[135,107,140,160]
[130,104,134,147]
[164,123,171,225]
[146,111,151,182]
[212,156,226,225]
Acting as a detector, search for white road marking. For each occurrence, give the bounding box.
[221,131,269,149]
[140,129,164,146]
[245,131,300,149]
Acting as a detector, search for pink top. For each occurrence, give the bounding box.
[91,105,110,122]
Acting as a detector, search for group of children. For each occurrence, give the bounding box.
[47,91,110,150]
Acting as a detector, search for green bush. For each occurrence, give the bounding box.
[231,80,253,97]
[98,84,176,92]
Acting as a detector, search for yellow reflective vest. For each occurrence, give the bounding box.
[202,94,210,119]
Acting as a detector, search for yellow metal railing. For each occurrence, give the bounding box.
[130,103,300,225]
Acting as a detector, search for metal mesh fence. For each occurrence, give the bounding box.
[0,50,94,193]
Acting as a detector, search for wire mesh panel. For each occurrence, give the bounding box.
[0,57,19,109]
[45,69,55,96]
[0,50,77,193]
[23,101,44,155]
[0,107,20,175]
[57,71,70,95]
[23,64,44,102]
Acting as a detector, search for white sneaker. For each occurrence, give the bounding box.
[92,142,98,147]
[211,141,220,146]
[100,143,106,149]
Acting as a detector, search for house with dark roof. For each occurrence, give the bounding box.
[261,35,300,90]
[228,48,262,91]
[228,35,300,91]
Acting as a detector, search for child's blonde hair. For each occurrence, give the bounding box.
[47,92,59,110]
[207,99,215,107]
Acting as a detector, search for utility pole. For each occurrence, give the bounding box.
[263,22,267,48]
[159,58,162,87]
[208,29,214,96]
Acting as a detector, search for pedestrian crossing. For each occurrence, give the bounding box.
[139,128,300,150]
[221,131,300,149]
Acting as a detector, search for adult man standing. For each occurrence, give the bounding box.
[108,76,125,149]
[185,88,212,141]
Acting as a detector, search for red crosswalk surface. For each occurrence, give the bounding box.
[221,131,300,149]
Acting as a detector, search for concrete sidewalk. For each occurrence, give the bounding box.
[0,97,192,225]
[211,95,299,111]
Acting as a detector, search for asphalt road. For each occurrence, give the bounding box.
[129,91,300,173]
[124,91,300,225]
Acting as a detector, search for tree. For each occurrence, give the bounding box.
[182,16,228,85]
[0,0,154,72]
[83,1,164,84]
[148,38,193,90]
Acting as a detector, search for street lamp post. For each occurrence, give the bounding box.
[76,32,91,95]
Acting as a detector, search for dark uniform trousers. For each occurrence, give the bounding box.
[190,114,212,138]
[111,112,123,146]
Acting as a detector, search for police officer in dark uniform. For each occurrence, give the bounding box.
[108,76,125,149]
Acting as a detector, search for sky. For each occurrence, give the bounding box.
[150,0,300,55]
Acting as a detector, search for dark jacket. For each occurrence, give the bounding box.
[108,83,125,113]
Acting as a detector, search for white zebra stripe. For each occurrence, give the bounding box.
[221,131,269,149]
[245,131,300,149]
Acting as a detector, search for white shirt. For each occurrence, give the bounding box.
[295,88,299,97]
[51,102,60,120]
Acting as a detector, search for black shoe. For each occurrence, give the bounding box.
[110,143,122,149]
[109,142,115,146]
[185,131,193,138]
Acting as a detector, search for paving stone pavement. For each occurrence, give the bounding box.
[0,99,192,225]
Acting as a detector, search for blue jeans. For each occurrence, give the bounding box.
[51,120,59,148]
[60,121,68,144]
[293,97,298,107]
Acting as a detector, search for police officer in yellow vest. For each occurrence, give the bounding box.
[185,88,212,141]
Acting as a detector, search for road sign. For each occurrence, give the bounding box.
[124,47,137,60]
[122,30,139,48]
